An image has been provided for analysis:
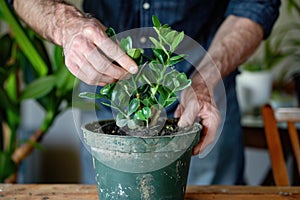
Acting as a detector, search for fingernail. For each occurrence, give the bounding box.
[129,66,137,74]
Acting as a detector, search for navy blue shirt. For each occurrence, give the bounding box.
[83,0,281,86]
[82,0,281,115]
[83,0,281,50]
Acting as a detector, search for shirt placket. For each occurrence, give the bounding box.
[139,0,154,46]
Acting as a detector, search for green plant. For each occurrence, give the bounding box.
[244,0,300,74]
[0,1,77,182]
[285,0,300,68]
[80,16,191,135]
[270,0,300,91]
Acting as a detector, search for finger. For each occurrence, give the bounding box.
[94,35,138,74]
[174,104,183,118]
[193,105,221,155]
[85,47,127,80]
[192,126,208,155]
[199,118,219,152]
[66,51,116,85]
[177,99,200,127]
[64,34,118,85]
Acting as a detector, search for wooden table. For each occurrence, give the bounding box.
[1,184,300,200]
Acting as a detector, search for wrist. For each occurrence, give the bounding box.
[193,55,222,91]
[52,2,84,46]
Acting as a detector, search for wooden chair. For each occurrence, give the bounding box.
[261,104,300,186]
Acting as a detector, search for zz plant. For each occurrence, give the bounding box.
[80,16,191,135]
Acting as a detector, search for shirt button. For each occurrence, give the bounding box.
[140,36,147,44]
[143,2,150,10]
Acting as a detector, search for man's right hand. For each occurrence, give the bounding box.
[61,16,138,85]
[14,0,138,86]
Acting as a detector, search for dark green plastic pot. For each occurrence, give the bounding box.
[82,121,201,200]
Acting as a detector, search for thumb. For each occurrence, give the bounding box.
[174,104,183,118]
[177,101,199,127]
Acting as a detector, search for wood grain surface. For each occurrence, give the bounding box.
[1,184,300,200]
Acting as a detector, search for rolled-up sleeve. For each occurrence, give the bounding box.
[225,0,281,39]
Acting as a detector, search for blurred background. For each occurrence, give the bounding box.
[0,0,299,185]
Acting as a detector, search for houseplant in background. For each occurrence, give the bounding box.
[279,0,300,106]
[238,0,300,113]
[79,16,202,200]
[266,0,300,108]
[0,1,77,182]
[236,27,288,114]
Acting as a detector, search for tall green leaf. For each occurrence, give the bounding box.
[0,1,48,76]
[21,76,56,100]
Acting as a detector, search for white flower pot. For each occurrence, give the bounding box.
[236,70,273,114]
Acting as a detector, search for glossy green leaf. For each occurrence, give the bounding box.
[171,31,184,51]
[153,48,168,64]
[100,83,116,98]
[152,15,161,28]
[176,73,192,90]
[127,48,143,65]
[116,113,128,128]
[142,107,151,119]
[134,107,151,121]
[105,27,117,42]
[21,76,56,100]
[78,92,103,99]
[169,54,187,65]
[128,98,140,115]
[148,61,162,77]
[163,70,178,90]
[164,97,177,107]
[127,48,143,59]
[165,31,177,44]
[120,36,132,52]
[173,78,180,88]
[149,37,165,51]
[134,110,145,121]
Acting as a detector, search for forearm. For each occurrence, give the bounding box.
[13,0,83,46]
[194,15,264,88]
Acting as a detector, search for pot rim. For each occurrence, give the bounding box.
[81,120,202,139]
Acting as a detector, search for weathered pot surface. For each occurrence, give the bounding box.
[82,120,202,173]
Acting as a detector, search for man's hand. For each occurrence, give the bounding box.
[61,16,138,85]
[14,0,138,86]
[174,75,221,155]
[174,15,264,155]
